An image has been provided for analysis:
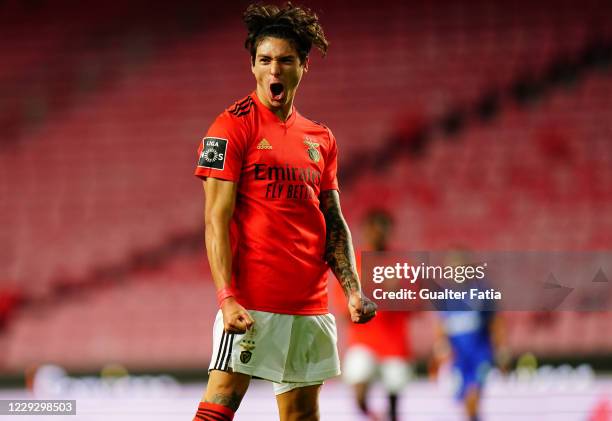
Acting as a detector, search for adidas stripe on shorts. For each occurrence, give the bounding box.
[209,310,341,395]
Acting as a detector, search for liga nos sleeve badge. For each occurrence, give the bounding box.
[198,137,228,170]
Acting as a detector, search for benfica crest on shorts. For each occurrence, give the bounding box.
[239,337,255,364]
[240,351,252,363]
[304,138,320,163]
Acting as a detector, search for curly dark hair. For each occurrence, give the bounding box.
[243,2,329,64]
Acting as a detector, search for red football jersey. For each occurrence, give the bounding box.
[195,92,339,315]
[333,251,411,358]
[346,310,411,358]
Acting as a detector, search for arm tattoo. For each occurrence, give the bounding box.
[205,392,243,412]
[320,190,361,297]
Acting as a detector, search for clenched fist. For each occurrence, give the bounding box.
[348,291,377,324]
[221,298,254,333]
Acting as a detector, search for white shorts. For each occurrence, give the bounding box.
[343,345,412,394]
[209,310,341,395]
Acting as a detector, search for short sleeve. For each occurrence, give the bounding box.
[321,127,339,191]
[194,112,248,182]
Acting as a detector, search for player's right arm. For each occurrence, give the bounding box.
[203,178,254,334]
[429,319,452,378]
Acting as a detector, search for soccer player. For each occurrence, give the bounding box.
[192,3,377,421]
[432,253,507,421]
[340,210,412,421]
[435,309,506,421]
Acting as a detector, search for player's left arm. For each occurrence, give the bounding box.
[320,189,377,323]
[490,313,511,372]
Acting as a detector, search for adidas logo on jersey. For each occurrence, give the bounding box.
[257,138,273,150]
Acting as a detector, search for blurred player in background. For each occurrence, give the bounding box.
[192,3,376,420]
[340,210,412,421]
[431,252,508,421]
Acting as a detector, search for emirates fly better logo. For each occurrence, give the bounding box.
[199,137,227,170]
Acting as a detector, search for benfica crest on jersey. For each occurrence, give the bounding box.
[304,137,320,163]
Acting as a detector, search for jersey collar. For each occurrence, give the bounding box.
[251,90,297,128]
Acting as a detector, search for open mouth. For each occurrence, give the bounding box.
[270,83,285,101]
